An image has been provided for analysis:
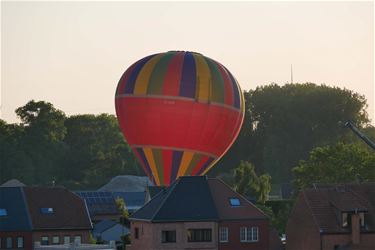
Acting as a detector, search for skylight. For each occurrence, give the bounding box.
[229,198,241,206]
[0,208,8,216]
[40,207,54,214]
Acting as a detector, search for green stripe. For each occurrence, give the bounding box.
[184,154,202,176]
[147,52,176,95]
[204,58,224,103]
[152,148,164,185]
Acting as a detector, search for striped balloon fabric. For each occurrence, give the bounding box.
[115,51,244,186]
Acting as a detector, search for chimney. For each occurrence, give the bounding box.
[351,213,360,245]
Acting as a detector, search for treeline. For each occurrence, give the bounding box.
[1,83,374,189]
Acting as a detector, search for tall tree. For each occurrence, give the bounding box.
[233,161,271,204]
[212,83,369,186]
[292,142,375,191]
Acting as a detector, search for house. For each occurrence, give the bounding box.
[75,191,120,222]
[98,175,153,192]
[0,186,92,250]
[128,176,281,250]
[92,219,130,243]
[286,183,375,250]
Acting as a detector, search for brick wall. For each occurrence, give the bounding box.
[219,219,269,250]
[322,233,375,250]
[32,230,90,247]
[128,221,218,250]
[286,193,321,250]
[0,231,33,250]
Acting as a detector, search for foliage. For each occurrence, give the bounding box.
[212,83,370,185]
[293,142,375,191]
[233,161,271,204]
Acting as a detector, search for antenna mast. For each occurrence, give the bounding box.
[291,64,293,84]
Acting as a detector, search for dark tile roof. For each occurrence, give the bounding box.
[23,187,92,230]
[98,175,153,192]
[147,186,163,199]
[302,183,375,233]
[92,219,117,234]
[130,176,219,222]
[0,187,32,231]
[208,178,268,220]
[75,191,119,216]
[130,176,268,222]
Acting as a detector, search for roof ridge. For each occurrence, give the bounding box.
[203,179,220,220]
[150,180,179,221]
[214,178,268,218]
[302,190,322,232]
[20,187,34,229]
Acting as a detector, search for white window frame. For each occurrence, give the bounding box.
[219,227,228,243]
[52,236,60,245]
[74,236,81,244]
[240,226,259,242]
[63,236,70,245]
[17,237,24,248]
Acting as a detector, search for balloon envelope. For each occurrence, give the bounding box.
[115,51,244,186]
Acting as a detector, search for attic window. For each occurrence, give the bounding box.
[0,208,7,216]
[229,198,241,206]
[40,207,54,214]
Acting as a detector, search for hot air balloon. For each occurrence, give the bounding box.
[115,51,244,186]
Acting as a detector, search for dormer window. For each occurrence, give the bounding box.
[359,212,365,227]
[229,198,241,206]
[0,208,7,217]
[342,212,349,227]
[40,207,54,214]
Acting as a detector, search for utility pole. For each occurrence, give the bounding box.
[291,64,293,84]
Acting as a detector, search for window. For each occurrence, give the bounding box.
[162,231,176,243]
[52,236,60,244]
[17,237,24,248]
[219,227,228,242]
[40,208,54,214]
[63,236,70,244]
[359,212,365,227]
[342,213,352,228]
[229,198,241,206]
[6,237,12,249]
[41,236,49,245]
[0,208,8,216]
[187,229,212,242]
[134,228,139,239]
[240,227,258,242]
[74,236,81,244]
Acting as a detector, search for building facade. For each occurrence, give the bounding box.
[128,176,280,250]
[286,183,375,250]
[0,186,92,250]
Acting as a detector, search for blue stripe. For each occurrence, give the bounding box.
[136,148,154,182]
[170,150,183,182]
[124,55,155,94]
[179,52,196,98]
[196,157,214,175]
[226,69,241,109]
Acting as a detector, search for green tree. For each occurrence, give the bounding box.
[212,83,369,186]
[233,161,271,204]
[63,114,140,189]
[292,142,375,191]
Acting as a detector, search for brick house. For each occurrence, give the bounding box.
[286,183,375,250]
[0,186,92,250]
[128,176,281,250]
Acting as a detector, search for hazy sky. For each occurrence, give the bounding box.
[1,1,374,123]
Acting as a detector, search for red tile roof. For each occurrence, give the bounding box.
[301,183,375,233]
[23,186,92,230]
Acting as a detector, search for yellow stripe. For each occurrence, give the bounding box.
[143,148,161,186]
[176,151,194,177]
[134,54,164,95]
[193,54,211,102]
